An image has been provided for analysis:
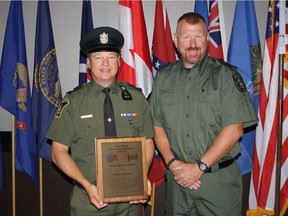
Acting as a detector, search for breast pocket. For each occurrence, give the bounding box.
[197,90,221,126]
[117,114,142,136]
[73,117,102,158]
[159,89,180,129]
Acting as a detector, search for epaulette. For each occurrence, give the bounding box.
[66,82,89,94]
[217,59,238,71]
[118,81,143,93]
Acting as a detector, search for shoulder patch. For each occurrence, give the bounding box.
[55,98,69,118]
[232,73,247,93]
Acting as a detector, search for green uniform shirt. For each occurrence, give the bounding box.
[46,80,154,185]
[149,54,258,164]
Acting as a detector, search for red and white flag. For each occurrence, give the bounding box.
[151,0,176,77]
[118,0,153,97]
[149,0,175,187]
[247,1,288,215]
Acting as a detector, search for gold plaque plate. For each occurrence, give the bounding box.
[96,136,148,203]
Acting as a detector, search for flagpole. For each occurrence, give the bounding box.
[150,182,156,216]
[275,3,285,215]
[39,158,43,216]
[275,51,284,216]
[218,0,227,61]
[11,116,16,216]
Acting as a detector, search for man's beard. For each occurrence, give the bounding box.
[184,47,201,64]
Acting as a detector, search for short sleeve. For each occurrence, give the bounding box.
[221,71,258,128]
[148,74,163,128]
[46,95,75,147]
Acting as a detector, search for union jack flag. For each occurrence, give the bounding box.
[208,0,224,60]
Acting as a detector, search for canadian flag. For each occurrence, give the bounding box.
[118,0,153,98]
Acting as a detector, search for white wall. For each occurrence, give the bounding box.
[0,0,268,131]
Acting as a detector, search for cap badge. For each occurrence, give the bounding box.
[100,32,108,44]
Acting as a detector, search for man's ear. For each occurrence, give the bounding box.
[173,33,178,49]
[86,58,90,69]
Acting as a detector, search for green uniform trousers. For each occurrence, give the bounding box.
[166,161,242,216]
[70,186,142,216]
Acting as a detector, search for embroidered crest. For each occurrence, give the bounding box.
[55,98,69,118]
[34,49,62,108]
[233,73,247,93]
[251,45,262,96]
[100,32,108,44]
[14,63,28,112]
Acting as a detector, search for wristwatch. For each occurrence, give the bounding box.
[197,160,209,173]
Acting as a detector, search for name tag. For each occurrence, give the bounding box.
[81,114,93,119]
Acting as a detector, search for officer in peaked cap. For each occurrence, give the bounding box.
[46,25,155,216]
[80,26,124,55]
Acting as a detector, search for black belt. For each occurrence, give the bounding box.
[206,158,235,173]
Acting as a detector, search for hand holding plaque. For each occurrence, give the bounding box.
[96,136,148,203]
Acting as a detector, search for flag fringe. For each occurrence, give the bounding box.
[246,209,261,216]
[246,207,274,216]
[280,198,288,216]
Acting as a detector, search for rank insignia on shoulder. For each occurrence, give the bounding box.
[119,84,132,100]
[232,73,247,93]
[55,98,69,118]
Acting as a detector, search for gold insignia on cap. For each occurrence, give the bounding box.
[100,32,108,44]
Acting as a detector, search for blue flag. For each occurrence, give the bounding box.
[79,0,94,85]
[32,0,62,161]
[0,0,38,183]
[227,0,262,175]
[194,0,209,28]
[0,136,4,191]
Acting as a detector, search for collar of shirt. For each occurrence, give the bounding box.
[89,79,121,97]
[180,53,209,75]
